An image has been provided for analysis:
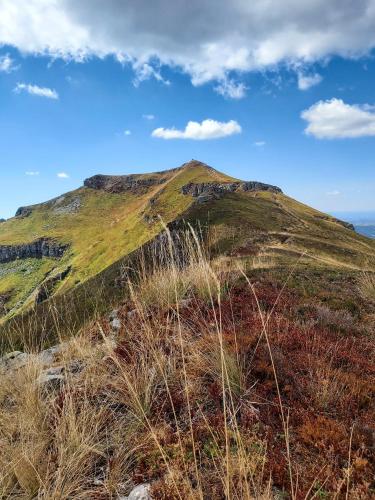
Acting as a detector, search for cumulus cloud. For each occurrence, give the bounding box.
[57,172,69,178]
[152,119,241,140]
[326,190,340,196]
[25,171,40,176]
[0,53,17,72]
[301,98,375,139]
[14,83,59,99]
[254,141,266,147]
[143,114,155,120]
[297,72,323,90]
[1,1,375,93]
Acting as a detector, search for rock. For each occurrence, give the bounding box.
[0,218,5,223]
[53,196,81,215]
[35,266,72,304]
[109,309,119,321]
[110,318,121,331]
[0,238,69,264]
[119,483,151,500]
[181,180,282,200]
[15,206,33,218]
[38,344,63,366]
[37,366,65,391]
[0,351,29,373]
[84,174,166,194]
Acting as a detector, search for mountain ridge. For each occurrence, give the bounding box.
[0,160,374,334]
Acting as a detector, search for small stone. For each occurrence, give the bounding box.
[109,309,119,321]
[110,318,121,331]
[119,483,151,500]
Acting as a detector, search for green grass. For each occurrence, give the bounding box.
[0,160,374,327]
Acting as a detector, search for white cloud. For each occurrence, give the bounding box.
[254,140,266,147]
[14,82,59,99]
[25,171,40,176]
[152,119,241,140]
[124,129,131,135]
[0,53,17,72]
[2,1,375,92]
[132,62,170,87]
[57,172,69,178]
[142,114,155,120]
[214,78,247,99]
[302,98,375,139]
[297,72,322,90]
[326,190,340,196]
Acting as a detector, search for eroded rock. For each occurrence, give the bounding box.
[84,174,166,194]
[181,180,282,202]
[0,238,69,264]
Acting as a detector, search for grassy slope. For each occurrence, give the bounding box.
[0,163,234,320]
[1,160,374,326]
[184,190,375,270]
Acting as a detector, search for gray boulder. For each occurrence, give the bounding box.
[119,483,151,500]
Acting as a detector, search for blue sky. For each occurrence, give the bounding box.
[1,1,375,220]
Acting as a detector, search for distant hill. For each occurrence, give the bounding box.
[355,225,375,238]
[1,160,374,343]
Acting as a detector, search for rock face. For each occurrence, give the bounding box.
[35,266,72,304]
[0,238,68,264]
[84,174,166,194]
[181,180,282,203]
[15,206,33,218]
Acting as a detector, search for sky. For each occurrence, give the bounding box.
[0,1,375,220]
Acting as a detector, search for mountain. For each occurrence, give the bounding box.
[1,160,374,345]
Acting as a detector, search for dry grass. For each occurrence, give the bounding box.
[358,272,375,302]
[0,228,373,498]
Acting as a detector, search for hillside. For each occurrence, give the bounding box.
[0,160,375,498]
[0,160,374,335]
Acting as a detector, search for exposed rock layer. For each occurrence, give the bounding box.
[181,181,282,202]
[0,238,68,264]
[84,174,166,193]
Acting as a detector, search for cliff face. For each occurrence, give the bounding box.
[84,174,166,194]
[181,181,282,202]
[0,238,68,264]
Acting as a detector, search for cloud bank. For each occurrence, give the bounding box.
[1,1,375,90]
[152,119,241,140]
[302,98,375,138]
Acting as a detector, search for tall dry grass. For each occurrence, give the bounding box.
[0,226,355,498]
[358,272,375,302]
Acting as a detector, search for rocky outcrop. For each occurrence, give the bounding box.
[181,180,282,203]
[84,174,166,194]
[35,266,72,304]
[15,206,33,218]
[315,215,355,231]
[0,238,68,264]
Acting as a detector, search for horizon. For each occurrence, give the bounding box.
[1,2,375,219]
